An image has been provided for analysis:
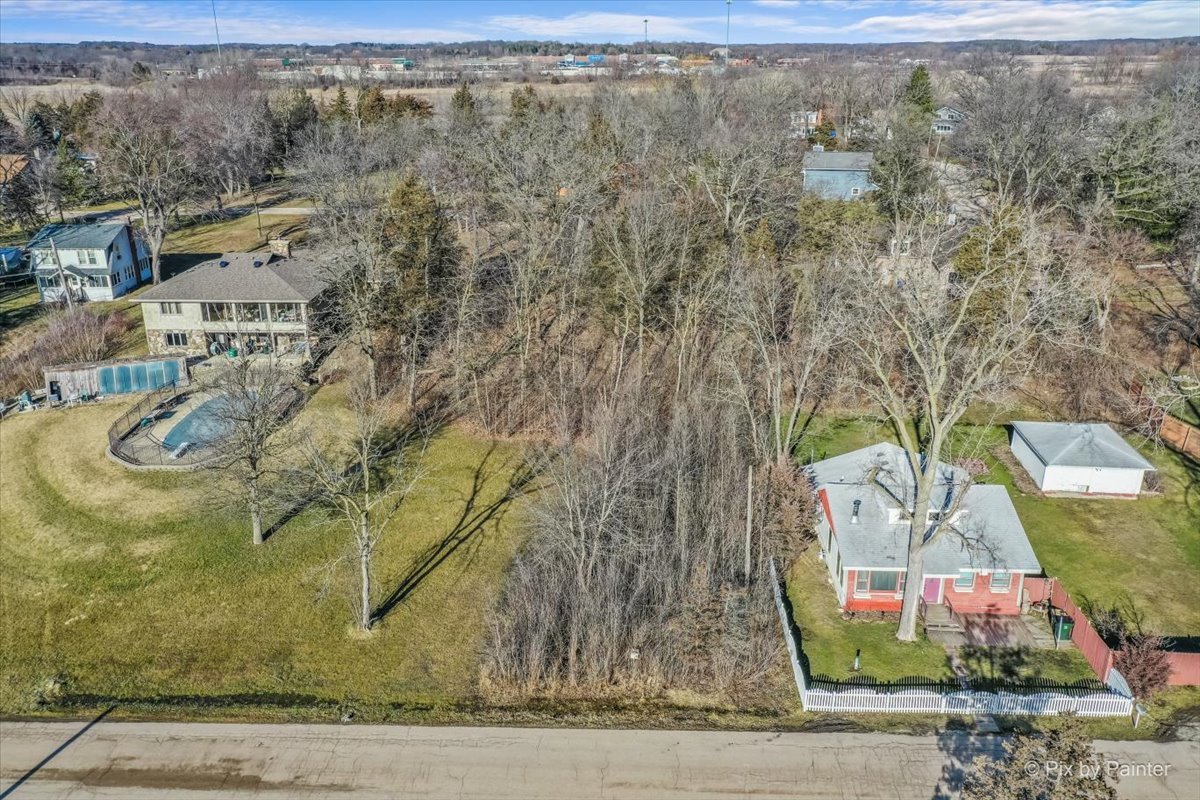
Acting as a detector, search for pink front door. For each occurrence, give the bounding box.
[922,577,942,604]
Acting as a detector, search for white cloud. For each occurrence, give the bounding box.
[850,0,1199,41]
[751,1,802,7]
[485,12,709,40]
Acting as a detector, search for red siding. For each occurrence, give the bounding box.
[944,574,1021,615]
[842,569,905,612]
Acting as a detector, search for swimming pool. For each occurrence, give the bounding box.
[160,395,235,450]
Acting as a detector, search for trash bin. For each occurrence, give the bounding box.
[1053,614,1075,642]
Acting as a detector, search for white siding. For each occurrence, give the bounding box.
[1042,465,1144,495]
[1010,430,1047,487]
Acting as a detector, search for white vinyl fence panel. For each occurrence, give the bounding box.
[768,560,1133,719]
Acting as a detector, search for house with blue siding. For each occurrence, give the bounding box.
[801,150,877,201]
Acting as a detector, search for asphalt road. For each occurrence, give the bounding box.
[1,721,1196,799]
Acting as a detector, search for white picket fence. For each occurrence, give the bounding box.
[768,560,1134,718]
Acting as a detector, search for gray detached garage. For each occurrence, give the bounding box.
[1009,421,1155,497]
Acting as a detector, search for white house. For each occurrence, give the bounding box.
[932,105,966,135]
[1009,421,1155,497]
[30,222,150,303]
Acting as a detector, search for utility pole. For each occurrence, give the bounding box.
[644,18,648,59]
[744,463,753,585]
[725,0,733,71]
[211,0,223,63]
[49,237,74,310]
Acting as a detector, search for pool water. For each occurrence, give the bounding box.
[161,396,235,450]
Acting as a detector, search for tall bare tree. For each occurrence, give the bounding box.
[300,382,427,631]
[204,357,301,545]
[837,206,1101,641]
[94,90,195,283]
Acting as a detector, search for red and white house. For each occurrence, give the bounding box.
[808,443,1042,617]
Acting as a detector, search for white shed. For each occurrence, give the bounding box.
[1009,421,1155,496]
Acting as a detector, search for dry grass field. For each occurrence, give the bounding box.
[0,382,531,715]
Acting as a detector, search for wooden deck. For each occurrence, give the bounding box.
[924,605,1061,649]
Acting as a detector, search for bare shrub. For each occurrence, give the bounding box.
[0,307,130,396]
[485,387,800,702]
[1114,632,1173,700]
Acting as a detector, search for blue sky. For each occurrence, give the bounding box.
[0,0,1196,45]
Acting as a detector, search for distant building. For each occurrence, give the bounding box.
[932,105,967,135]
[789,109,823,139]
[29,222,150,304]
[131,241,330,358]
[801,149,877,201]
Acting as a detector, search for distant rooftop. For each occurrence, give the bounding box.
[802,151,874,171]
[1010,421,1155,471]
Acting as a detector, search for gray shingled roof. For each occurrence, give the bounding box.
[802,151,875,171]
[1010,421,1154,471]
[133,252,330,304]
[809,443,1041,575]
[27,223,126,252]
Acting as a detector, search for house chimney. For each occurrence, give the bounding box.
[851,499,861,523]
[268,238,292,259]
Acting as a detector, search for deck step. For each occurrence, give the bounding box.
[922,604,965,634]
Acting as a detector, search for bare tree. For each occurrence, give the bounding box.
[837,205,1101,641]
[94,90,195,283]
[723,250,836,466]
[952,62,1089,212]
[299,382,427,631]
[204,357,301,545]
[180,70,274,233]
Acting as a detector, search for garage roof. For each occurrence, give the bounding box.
[1010,421,1154,471]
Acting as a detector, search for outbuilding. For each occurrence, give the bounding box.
[1009,421,1155,497]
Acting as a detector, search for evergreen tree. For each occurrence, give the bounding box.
[904,65,936,115]
[451,81,477,117]
[54,140,86,209]
[326,85,351,122]
[356,86,388,125]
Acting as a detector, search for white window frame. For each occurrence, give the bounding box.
[989,572,1012,593]
[953,570,975,591]
[165,332,188,348]
[83,250,98,265]
[854,571,869,596]
[160,302,182,315]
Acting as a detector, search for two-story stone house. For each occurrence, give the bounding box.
[131,244,329,359]
[30,222,150,303]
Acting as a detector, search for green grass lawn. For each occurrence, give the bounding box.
[0,385,530,715]
[786,548,1097,686]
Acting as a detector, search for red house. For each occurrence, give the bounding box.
[808,444,1042,618]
